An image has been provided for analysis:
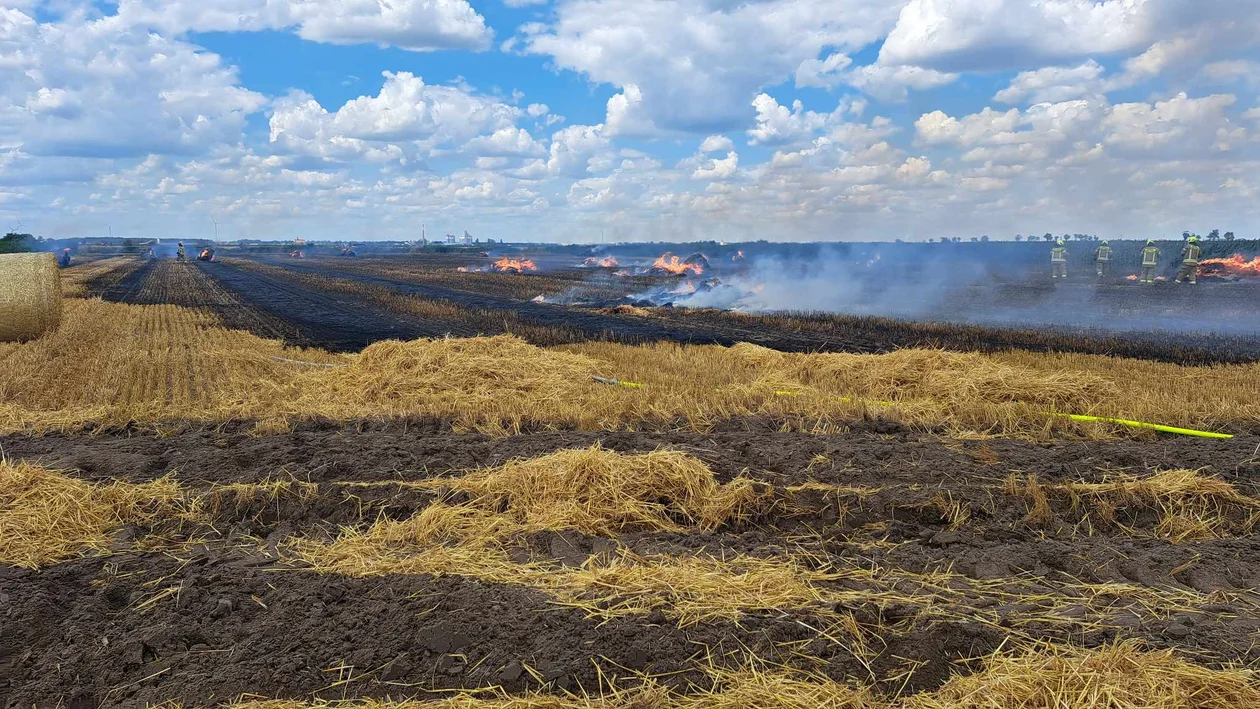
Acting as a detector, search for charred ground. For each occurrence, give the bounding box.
[82,254,1260,363]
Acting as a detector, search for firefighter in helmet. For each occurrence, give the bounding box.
[1139,239,1160,284]
[1094,240,1112,277]
[176,242,186,261]
[1051,239,1068,279]
[57,248,72,268]
[1176,235,1201,284]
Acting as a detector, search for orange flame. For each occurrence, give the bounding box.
[493,257,538,273]
[1198,253,1260,278]
[531,295,546,303]
[1125,274,1138,281]
[733,250,745,261]
[670,281,697,295]
[651,252,704,276]
[612,269,631,277]
[583,256,619,268]
[457,266,470,272]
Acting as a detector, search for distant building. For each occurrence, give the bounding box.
[294,238,306,246]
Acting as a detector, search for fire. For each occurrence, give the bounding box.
[670,281,697,295]
[583,256,619,268]
[457,266,470,272]
[531,295,546,303]
[492,257,538,273]
[1125,274,1138,281]
[732,250,745,261]
[1198,253,1260,279]
[290,250,305,259]
[651,252,704,276]
[612,269,631,277]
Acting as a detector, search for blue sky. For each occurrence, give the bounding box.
[2,0,1259,242]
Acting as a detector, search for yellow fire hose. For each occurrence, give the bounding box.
[593,377,1234,440]
[1049,413,1233,439]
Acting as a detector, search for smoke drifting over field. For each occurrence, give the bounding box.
[610,242,1260,338]
[678,247,983,319]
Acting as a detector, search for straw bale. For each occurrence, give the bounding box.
[0,252,62,342]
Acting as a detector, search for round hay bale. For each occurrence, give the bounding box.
[0,253,62,342]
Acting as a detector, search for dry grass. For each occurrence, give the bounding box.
[728,344,1114,410]
[1007,469,1260,540]
[991,349,1260,433]
[447,444,769,534]
[291,490,1247,631]
[222,642,1260,709]
[600,304,654,317]
[906,640,1260,709]
[289,501,836,626]
[262,336,604,434]
[1,297,1256,437]
[0,298,344,430]
[0,461,183,567]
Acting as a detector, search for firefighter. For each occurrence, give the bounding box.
[57,248,72,268]
[1051,239,1068,279]
[1176,235,1201,284]
[1094,240,1112,277]
[1139,239,1160,284]
[176,242,186,261]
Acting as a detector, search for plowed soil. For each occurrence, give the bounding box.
[5,424,1260,708]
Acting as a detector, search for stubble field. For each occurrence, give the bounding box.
[2,253,1260,708]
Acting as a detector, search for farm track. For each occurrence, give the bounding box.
[4,425,1260,707]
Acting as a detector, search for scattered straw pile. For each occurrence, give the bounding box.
[601,304,653,317]
[0,461,183,567]
[0,252,62,342]
[729,343,1114,410]
[906,640,1260,709]
[0,295,1254,437]
[1008,469,1260,540]
[291,500,837,625]
[266,335,604,432]
[218,642,1260,708]
[450,444,768,534]
[561,551,837,625]
[290,503,518,580]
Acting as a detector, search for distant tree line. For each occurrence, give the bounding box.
[1,232,35,253]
